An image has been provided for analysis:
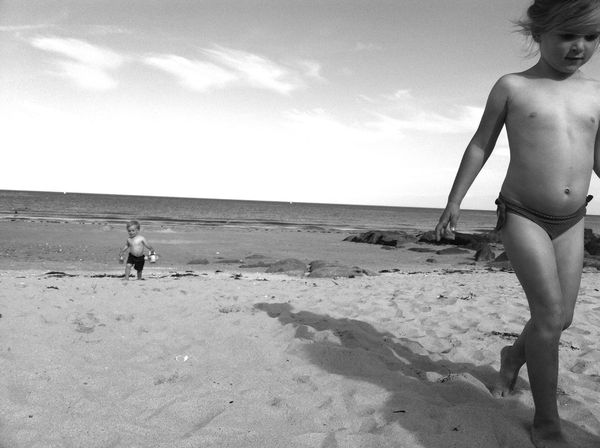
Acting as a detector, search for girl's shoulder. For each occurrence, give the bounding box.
[579,72,600,89]
[485,73,527,103]
[494,72,529,90]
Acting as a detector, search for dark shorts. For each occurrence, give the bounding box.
[495,194,593,240]
[127,253,145,271]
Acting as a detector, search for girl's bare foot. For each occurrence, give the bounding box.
[492,345,522,397]
[531,425,571,448]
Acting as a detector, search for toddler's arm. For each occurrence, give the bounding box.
[142,237,155,254]
[118,242,129,263]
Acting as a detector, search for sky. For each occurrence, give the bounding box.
[3,0,600,212]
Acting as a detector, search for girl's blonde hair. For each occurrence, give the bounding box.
[517,0,600,39]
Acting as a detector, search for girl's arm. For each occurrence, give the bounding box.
[435,76,511,240]
[594,123,600,178]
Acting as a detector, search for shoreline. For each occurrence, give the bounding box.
[0,219,495,275]
[0,214,447,235]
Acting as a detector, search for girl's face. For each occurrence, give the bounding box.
[538,30,600,75]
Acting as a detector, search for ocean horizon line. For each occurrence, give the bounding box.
[0,188,493,214]
[4,188,600,234]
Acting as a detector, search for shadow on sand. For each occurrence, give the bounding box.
[255,302,600,448]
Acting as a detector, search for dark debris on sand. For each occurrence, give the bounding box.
[42,271,77,278]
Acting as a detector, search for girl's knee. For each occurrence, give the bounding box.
[562,313,574,330]
[531,312,564,337]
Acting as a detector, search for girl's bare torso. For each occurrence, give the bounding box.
[501,72,600,215]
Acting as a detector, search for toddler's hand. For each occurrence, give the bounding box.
[119,256,124,264]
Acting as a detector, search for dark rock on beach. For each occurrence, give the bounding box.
[342,227,600,272]
[583,257,600,270]
[436,247,470,255]
[243,260,275,268]
[407,247,436,253]
[493,252,509,262]
[265,259,307,275]
[246,254,271,260]
[346,229,500,252]
[475,243,495,262]
[486,251,512,270]
[344,230,417,247]
[418,230,497,250]
[585,229,600,255]
[217,258,244,264]
[240,254,276,268]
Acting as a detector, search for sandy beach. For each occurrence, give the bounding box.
[1,220,600,447]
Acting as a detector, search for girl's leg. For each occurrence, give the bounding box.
[494,321,530,396]
[498,213,573,445]
[494,219,585,397]
[552,219,585,330]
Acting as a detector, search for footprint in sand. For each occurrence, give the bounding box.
[153,371,181,385]
[72,312,100,333]
[292,374,318,391]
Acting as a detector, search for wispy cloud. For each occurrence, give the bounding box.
[144,55,237,91]
[145,46,318,95]
[0,24,52,32]
[30,36,125,90]
[359,89,483,134]
[388,89,414,101]
[360,89,509,154]
[296,60,324,81]
[202,46,304,94]
[369,106,483,134]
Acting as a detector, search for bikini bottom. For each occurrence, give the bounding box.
[495,194,593,240]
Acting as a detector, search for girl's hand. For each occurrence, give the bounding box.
[119,255,124,264]
[435,203,460,241]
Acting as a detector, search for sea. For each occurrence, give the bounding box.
[2,189,600,235]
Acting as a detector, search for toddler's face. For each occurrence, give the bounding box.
[127,225,139,237]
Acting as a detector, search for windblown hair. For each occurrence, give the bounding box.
[126,220,141,230]
[517,0,600,39]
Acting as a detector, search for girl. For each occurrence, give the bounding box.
[435,1,600,446]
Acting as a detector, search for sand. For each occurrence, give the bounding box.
[1,220,600,448]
